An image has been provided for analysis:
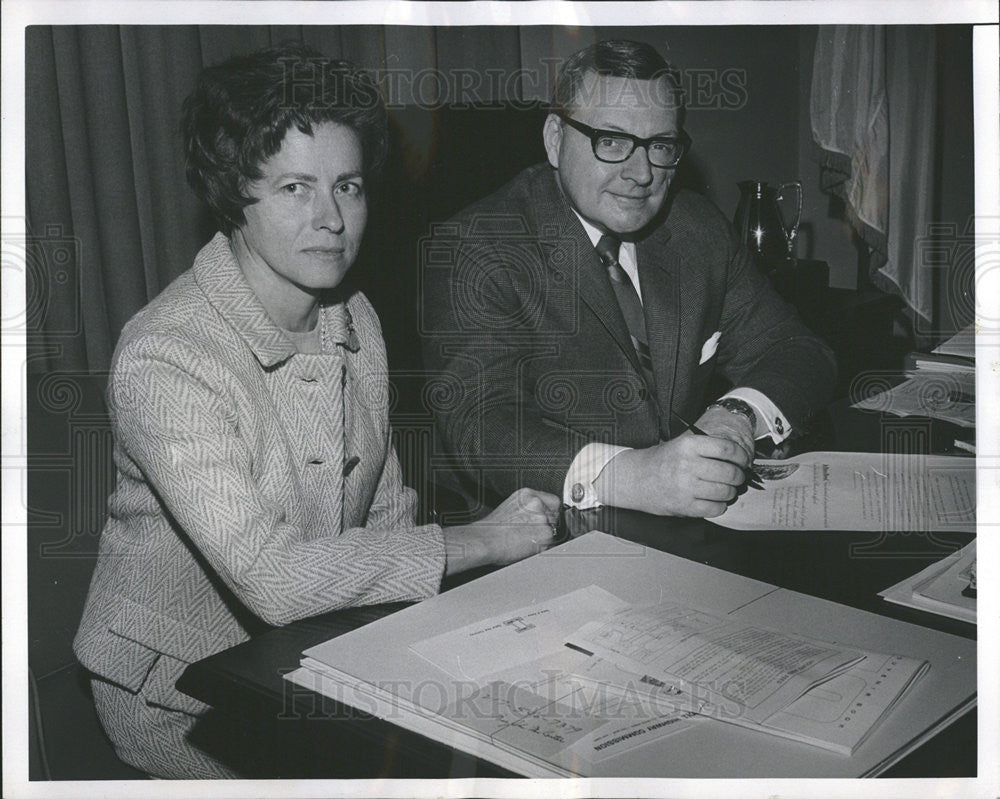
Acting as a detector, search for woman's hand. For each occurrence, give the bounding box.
[442,487,562,575]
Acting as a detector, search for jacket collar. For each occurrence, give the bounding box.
[193,232,357,368]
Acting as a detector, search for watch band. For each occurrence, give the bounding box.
[707,397,757,433]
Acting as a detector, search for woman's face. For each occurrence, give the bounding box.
[234,121,367,328]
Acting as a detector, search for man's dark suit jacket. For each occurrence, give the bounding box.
[420,163,836,508]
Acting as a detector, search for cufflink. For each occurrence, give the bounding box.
[571,483,585,503]
[774,418,784,434]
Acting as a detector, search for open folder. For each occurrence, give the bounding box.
[286,532,975,778]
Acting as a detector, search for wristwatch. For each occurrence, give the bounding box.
[707,397,757,434]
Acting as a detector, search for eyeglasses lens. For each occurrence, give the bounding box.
[594,136,684,168]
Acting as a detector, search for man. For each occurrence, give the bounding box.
[420,40,836,518]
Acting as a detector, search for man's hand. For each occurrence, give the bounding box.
[594,432,751,517]
[695,403,756,464]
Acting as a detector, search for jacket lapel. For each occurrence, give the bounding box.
[531,168,644,375]
[637,224,681,433]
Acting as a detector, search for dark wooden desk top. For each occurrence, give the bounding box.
[177,403,977,778]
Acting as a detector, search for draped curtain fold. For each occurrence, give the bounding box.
[25,25,526,375]
[810,25,938,324]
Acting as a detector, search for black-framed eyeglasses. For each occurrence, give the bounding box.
[558,113,691,168]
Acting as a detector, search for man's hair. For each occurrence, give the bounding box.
[182,42,388,236]
[550,40,684,116]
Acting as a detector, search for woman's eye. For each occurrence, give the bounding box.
[282,183,305,195]
[336,181,363,196]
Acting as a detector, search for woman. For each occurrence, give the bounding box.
[73,44,560,779]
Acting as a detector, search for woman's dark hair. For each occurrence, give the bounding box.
[550,40,684,117]
[182,43,388,236]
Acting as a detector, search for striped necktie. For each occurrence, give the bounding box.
[596,234,656,383]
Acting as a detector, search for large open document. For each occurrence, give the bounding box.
[713,452,975,532]
[285,533,975,778]
[407,588,915,756]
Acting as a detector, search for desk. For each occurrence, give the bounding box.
[177,403,976,778]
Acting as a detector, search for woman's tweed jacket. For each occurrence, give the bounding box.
[74,233,445,715]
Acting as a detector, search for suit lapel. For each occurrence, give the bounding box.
[637,224,681,431]
[530,168,644,375]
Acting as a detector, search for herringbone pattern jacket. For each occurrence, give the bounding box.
[74,233,445,714]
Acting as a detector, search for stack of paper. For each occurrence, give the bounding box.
[282,532,977,779]
[852,373,975,428]
[298,585,927,767]
[880,540,977,624]
[852,329,976,429]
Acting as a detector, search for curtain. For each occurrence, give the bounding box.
[810,25,937,323]
[24,25,526,376]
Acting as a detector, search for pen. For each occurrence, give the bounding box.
[670,410,764,490]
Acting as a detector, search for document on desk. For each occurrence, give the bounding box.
[852,373,976,428]
[931,324,976,359]
[287,532,976,778]
[759,650,928,754]
[565,601,863,725]
[409,585,629,681]
[440,677,701,764]
[712,452,975,532]
[559,631,926,756]
[880,540,977,623]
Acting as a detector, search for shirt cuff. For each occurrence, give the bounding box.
[723,387,791,442]
[563,442,630,509]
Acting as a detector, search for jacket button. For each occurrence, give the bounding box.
[571,483,585,503]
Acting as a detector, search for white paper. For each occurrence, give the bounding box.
[409,585,629,681]
[572,705,702,762]
[760,652,928,755]
[931,325,976,359]
[566,601,863,724]
[880,540,977,623]
[442,680,606,759]
[853,373,975,427]
[713,452,976,532]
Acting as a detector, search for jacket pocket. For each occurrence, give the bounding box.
[141,648,210,715]
[99,627,210,715]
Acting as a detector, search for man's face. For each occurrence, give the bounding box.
[545,72,680,236]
